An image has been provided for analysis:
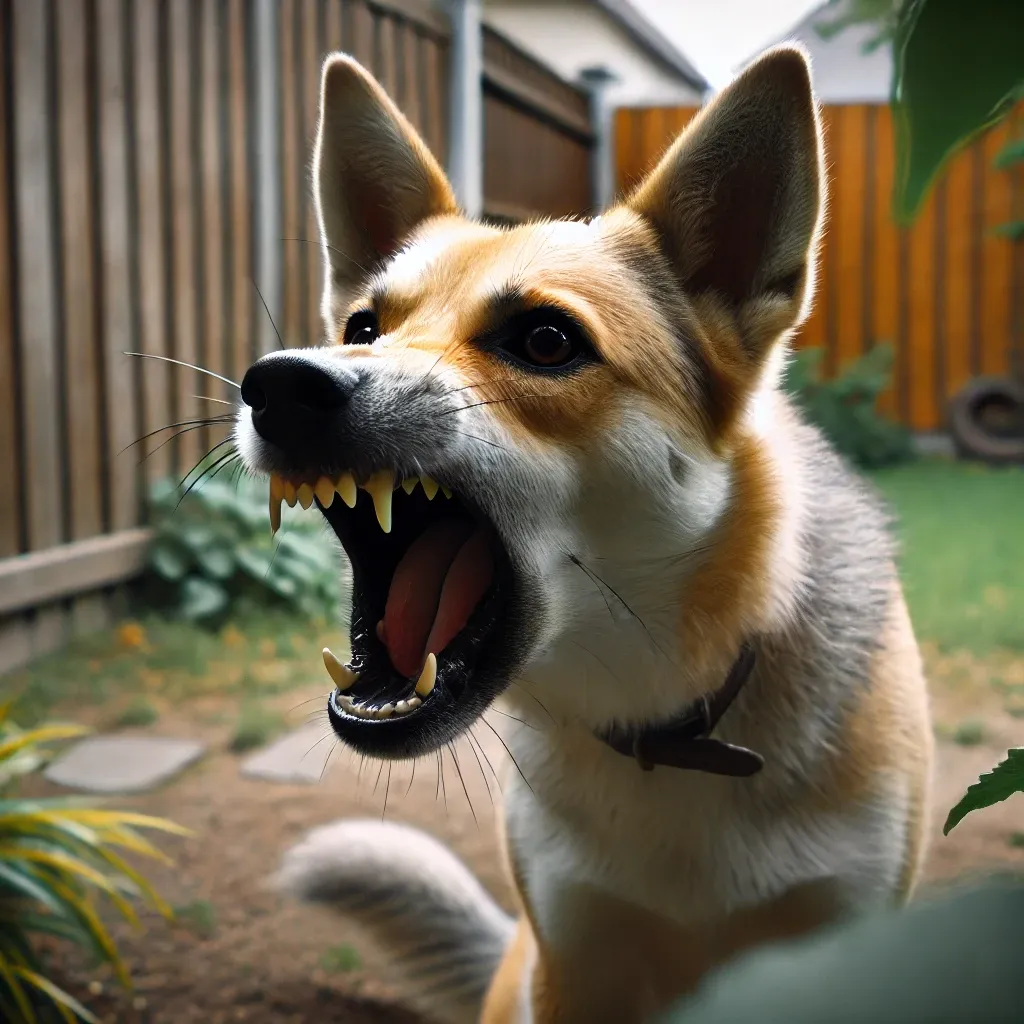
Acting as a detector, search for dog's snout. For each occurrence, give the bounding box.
[241,352,357,451]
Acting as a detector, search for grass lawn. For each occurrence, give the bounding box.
[871,458,1024,653]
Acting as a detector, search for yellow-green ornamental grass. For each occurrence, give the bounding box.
[0,701,187,1023]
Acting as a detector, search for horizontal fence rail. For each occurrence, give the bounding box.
[615,103,1024,432]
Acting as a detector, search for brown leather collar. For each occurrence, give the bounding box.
[596,643,764,777]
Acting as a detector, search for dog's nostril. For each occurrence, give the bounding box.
[241,380,267,413]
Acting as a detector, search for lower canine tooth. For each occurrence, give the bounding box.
[363,470,395,533]
[323,648,359,691]
[297,483,314,510]
[414,653,437,697]
[315,476,335,508]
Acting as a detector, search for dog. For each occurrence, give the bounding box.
[235,43,933,1024]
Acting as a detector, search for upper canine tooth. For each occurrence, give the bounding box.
[315,476,335,508]
[335,473,357,508]
[401,477,418,495]
[323,647,359,692]
[421,476,439,501]
[297,483,314,510]
[363,470,395,533]
[269,494,282,537]
[414,653,437,697]
[282,480,297,507]
[440,484,452,499]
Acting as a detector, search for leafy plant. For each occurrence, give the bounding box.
[229,701,286,754]
[944,748,1024,834]
[783,344,914,468]
[0,704,186,1022]
[143,473,345,627]
[816,0,904,53]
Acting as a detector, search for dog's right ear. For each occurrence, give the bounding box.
[314,55,458,335]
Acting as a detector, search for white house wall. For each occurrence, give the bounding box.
[483,1,703,106]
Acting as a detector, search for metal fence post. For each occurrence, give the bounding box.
[579,66,618,212]
[253,0,282,355]
[447,0,483,219]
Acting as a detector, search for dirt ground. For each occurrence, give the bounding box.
[23,644,1024,1024]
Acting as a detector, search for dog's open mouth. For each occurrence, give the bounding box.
[268,469,512,755]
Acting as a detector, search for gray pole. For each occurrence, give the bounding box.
[447,0,484,219]
[254,0,283,353]
[579,66,618,212]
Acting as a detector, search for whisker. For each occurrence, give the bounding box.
[319,739,339,782]
[121,416,234,455]
[441,394,550,417]
[479,717,534,795]
[134,423,216,466]
[252,277,285,351]
[175,449,239,509]
[124,351,240,389]
[191,394,235,406]
[509,679,556,726]
[453,430,511,453]
[373,759,385,795]
[447,741,478,827]
[178,437,236,491]
[405,757,418,798]
[467,728,500,803]
[382,762,393,821]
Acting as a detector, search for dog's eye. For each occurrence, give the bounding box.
[523,325,573,367]
[343,310,379,346]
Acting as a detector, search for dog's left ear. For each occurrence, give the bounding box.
[314,54,458,333]
[627,46,823,359]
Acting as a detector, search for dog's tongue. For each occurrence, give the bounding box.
[382,520,495,678]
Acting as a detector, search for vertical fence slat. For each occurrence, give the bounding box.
[378,15,398,97]
[98,0,139,527]
[228,0,253,379]
[833,106,867,372]
[133,0,170,482]
[303,0,321,345]
[326,0,343,50]
[981,120,1014,379]
[13,0,63,552]
[279,0,299,349]
[169,0,200,475]
[0,0,22,558]
[423,33,446,163]
[871,105,900,419]
[943,146,974,414]
[57,0,103,539]
[201,0,228,434]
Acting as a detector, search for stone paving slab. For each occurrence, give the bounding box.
[240,723,334,784]
[43,736,207,794]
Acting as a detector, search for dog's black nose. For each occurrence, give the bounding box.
[241,351,357,451]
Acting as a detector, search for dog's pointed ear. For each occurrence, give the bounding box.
[627,46,823,354]
[314,55,458,332]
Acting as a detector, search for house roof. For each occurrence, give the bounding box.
[592,0,709,93]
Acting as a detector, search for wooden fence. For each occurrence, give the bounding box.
[615,103,1024,431]
[0,0,594,673]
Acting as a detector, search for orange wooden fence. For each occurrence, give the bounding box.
[615,104,1024,431]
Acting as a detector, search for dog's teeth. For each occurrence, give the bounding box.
[421,476,439,500]
[335,473,357,508]
[408,696,422,708]
[401,477,418,495]
[338,693,354,709]
[363,470,394,533]
[323,647,358,692]
[414,653,437,697]
[315,476,335,508]
[440,484,452,499]
[395,700,409,714]
[376,703,395,719]
[282,480,297,507]
[269,475,284,536]
[297,483,314,510]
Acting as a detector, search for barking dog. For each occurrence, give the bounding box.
[236,44,933,1024]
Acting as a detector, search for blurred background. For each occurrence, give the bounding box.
[0,1,1022,1022]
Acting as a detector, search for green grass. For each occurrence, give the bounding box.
[173,899,217,938]
[319,944,362,973]
[113,695,160,728]
[871,459,1024,652]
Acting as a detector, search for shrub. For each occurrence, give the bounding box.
[782,344,915,469]
[142,472,344,627]
[0,705,186,1022]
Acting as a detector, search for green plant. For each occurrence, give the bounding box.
[112,697,159,729]
[173,899,217,939]
[945,748,1024,835]
[143,472,344,626]
[783,344,914,469]
[319,943,361,973]
[0,704,186,1022]
[952,719,987,747]
[229,701,286,753]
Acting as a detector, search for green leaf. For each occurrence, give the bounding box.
[993,219,1024,240]
[149,540,189,582]
[944,748,1024,835]
[194,545,235,580]
[892,0,1024,223]
[178,577,228,622]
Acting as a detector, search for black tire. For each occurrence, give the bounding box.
[948,375,1024,465]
